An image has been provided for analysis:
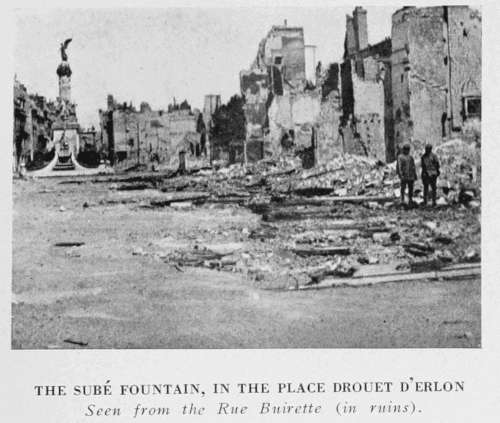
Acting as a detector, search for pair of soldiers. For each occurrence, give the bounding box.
[396,143,440,206]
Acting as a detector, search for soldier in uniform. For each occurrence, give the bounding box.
[421,144,440,206]
[396,143,417,205]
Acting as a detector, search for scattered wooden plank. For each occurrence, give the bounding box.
[277,195,395,206]
[296,265,480,290]
[116,183,153,191]
[150,192,210,207]
[289,246,351,257]
[292,187,336,197]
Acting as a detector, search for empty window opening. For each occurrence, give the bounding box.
[464,97,481,119]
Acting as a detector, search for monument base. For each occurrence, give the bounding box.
[27,131,113,178]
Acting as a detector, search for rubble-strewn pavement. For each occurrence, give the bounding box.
[12,146,480,348]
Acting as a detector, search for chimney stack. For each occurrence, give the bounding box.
[353,6,368,52]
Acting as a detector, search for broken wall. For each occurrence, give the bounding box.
[102,99,202,168]
[392,6,481,153]
[408,7,448,150]
[341,58,387,162]
[392,7,448,150]
[240,69,270,161]
[391,8,414,150]
[316,90,342,165]
[341,13,392,163]
[262,26,306,86]
[447,6,481,129]
[267,90,321,159]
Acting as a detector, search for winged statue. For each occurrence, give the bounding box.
[60,38,72,61]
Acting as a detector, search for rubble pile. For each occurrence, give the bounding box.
[113,138,481,290]
[434,138,481,200]
[153,144,481,207]
[193,154,398,199]
[282,154,398,197]
[133,198,480,290]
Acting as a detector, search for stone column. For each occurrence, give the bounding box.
[57,61,72,103]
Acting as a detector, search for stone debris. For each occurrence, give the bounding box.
[78,139,481,290]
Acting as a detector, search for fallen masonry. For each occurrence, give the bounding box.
[39,144,481,293]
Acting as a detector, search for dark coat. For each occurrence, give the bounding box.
[397,153,417,182]
[421,152,440,179]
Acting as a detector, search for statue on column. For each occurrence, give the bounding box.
[60,38,72,61]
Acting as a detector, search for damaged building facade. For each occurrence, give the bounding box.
[99,96,208,169]
[340,7,393,162]
[340,5,481,161]
[13,79,59,171]
[240,23,342,167]
[240,6,480,165]
[391,6,481,152]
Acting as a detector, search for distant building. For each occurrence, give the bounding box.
[13,78,59,171]
[240,22,331,166]
[99,95,206,169]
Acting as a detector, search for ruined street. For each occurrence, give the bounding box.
[12,163,480,349]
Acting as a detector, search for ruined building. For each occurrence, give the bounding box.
[340,5,481,162]
[240,7,481,166]
[240,22,342,166]
[340,7,393,161]
[13,78,59,171]
[99,96,207,169]
[391,6,481,151]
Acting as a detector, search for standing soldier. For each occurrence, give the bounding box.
[421,143,440,206]
[397,143,417,205]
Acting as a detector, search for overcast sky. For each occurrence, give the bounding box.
[14,7,394,127]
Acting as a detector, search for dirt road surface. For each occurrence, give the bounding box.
[12,178,480,349]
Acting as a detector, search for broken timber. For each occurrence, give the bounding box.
[294,263,480,290]
[150,192,209,207]
[289,246,351,257]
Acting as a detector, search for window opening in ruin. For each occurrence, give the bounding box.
[401,74,404,83]
[280,130,294,150]
[274,56,283,65]
[272,66,284,95]
[463,28,468,37]
[116,151,127,162]
[444,56,448,66]
[464,96,481,119]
